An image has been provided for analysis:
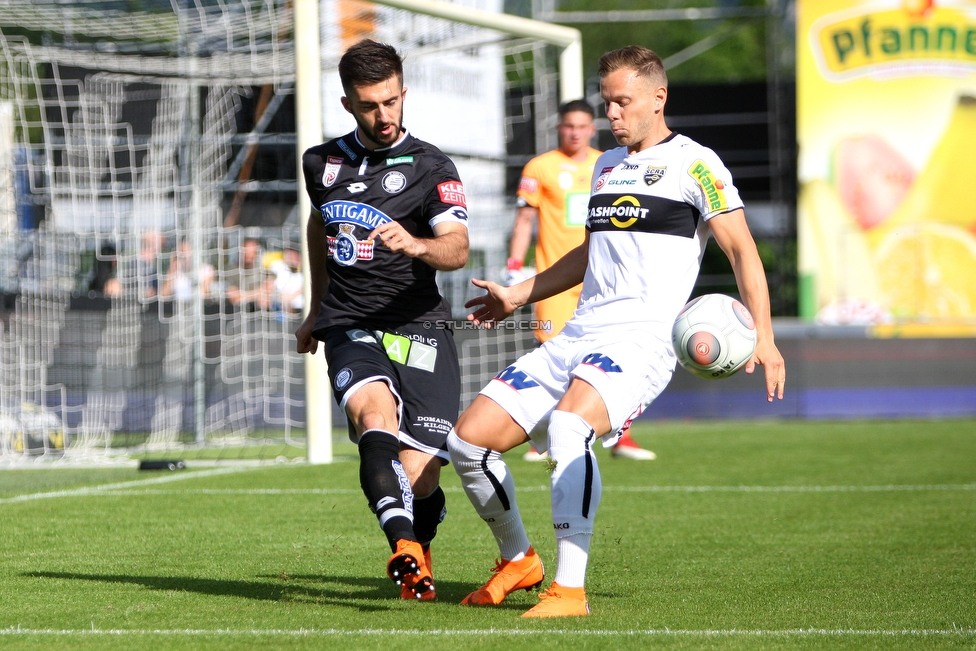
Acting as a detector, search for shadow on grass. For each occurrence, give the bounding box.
[24,571,486,611]
[263,574,534,612]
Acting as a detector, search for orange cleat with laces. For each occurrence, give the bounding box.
[521,582,590,618]
[461,547,544,605]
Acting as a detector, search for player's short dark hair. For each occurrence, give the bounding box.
[337,39,403,94]
[598,46,668,88]
[558,99,595,119]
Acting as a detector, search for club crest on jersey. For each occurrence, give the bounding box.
[382,170,407,194]
[322,200,391,266]
[328,223,374,267]
[323,156,343,187]
[644,165,666,185]
[688,159,728,212]
[594,166,614,191]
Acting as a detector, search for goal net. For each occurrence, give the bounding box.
[0,0,558,468]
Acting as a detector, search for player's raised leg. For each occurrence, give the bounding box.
[448,395,545,605]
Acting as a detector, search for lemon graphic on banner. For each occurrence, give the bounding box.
[874,222,976,319]
[865,95,976,319]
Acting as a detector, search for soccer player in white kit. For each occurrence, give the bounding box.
[446,45,787,618]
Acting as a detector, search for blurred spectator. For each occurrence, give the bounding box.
[225,237,269,311]
[266,245,304,314]
[138,230,164,300]
[89,242,121,298]
[159,239,214,302]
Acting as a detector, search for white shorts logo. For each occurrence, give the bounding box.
[335,367,353,390]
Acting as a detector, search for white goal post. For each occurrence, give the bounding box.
[297,0,582,465]
[295,0,331,464]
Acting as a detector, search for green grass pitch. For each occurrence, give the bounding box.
[1,419,974,650]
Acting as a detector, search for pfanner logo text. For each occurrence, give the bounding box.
[688,160,727,213]
[811,4,976,79]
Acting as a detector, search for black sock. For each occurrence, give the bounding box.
[358,429,415,550]
[412,485,446,549]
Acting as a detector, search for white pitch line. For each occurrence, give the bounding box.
[72,483,976,498]
[4,480,974,504]
[0,466,251,505]
[2,627,975,637]
[601,483,976,493]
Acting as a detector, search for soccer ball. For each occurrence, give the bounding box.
[671,293,757,380]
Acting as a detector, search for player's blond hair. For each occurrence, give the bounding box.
[598,46,668,88]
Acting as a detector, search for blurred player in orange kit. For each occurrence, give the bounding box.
[507,99,655,461]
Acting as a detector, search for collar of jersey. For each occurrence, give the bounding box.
[622,131,682,161]
[351,129,411,154]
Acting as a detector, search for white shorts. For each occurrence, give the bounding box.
[479,330,675,452]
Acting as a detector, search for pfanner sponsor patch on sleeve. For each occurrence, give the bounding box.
[437,181,467,206]
[688,159,728,213]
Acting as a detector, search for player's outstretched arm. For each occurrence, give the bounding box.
[708,209,786,401]
[369,221,469,271]
[466,236,589,327]
[296,209,330,355]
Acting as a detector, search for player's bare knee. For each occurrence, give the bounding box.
[357,410,392,433]
[455,397,528,452]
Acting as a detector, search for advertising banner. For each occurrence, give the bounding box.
[319,0,505,159]
[797,0,976,327]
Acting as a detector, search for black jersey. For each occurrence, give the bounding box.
[302,130,468,330]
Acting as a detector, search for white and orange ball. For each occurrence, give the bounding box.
[671,293,757,380]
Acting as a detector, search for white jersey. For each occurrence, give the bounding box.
[562,132,744,346]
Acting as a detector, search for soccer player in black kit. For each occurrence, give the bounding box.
[296,40,469,601]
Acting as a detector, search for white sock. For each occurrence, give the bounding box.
[548,410,602,587]
[447,429,531,561]
[554,534,591,588]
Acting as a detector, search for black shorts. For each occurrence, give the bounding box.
[322,323,460,461]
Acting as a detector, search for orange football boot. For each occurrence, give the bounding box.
[388,539,434,600]
[521,582,590,618]
[461,547,544,605]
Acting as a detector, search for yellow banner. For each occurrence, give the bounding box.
[798,0,976,327]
